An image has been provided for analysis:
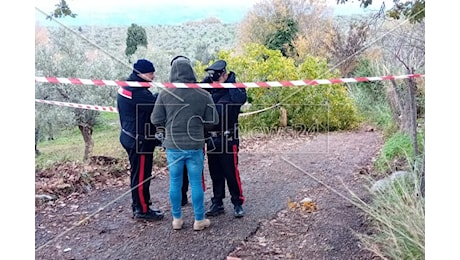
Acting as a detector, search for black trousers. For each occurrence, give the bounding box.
[207,138,244,206]
[120,132,157,213]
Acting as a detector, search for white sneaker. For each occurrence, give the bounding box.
[193,219,211,231]
[172,218,183,230]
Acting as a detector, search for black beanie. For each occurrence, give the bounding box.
[133,59,155,74]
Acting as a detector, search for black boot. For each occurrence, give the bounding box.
[233,205,244,218]
[205,202,225,217]
[133,208,164,221]
[132,203,161,217]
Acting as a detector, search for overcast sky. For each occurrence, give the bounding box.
[35,0,387,26]
[35,0,260,12]
[36,0,386,13]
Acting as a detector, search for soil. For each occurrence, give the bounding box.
[35,125,383,260]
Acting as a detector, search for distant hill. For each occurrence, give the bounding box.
[40,21,239,82]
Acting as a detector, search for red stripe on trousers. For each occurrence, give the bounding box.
[139,155,147,212]
[233,145,244,203]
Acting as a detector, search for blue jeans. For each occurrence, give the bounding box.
[166,148,205,221]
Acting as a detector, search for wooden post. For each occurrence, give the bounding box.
[280,107,287,127]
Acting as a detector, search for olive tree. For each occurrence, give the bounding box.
[35,28,125,161]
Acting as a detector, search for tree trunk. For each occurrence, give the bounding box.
[407,67,424,198]
[388,78,412,134]
[47,122,55,140]
[35,127,40,156]
[78,124,94,161]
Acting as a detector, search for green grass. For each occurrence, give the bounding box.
[35,112,170,170]
[35,112,126,170]
[345,82,425,259]
[375,130,425,173]
[354,169,425,260]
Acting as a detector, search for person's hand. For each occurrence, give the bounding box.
[154,131,165,143]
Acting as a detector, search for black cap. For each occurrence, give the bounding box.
[205,60,227,72]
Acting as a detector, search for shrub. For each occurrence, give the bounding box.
[199,44,359,132]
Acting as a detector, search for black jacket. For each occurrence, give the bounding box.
[202,71,247,137]
[117,73,159,150]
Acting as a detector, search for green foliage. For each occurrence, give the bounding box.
[35,28,127,159]
[48,0,77,19]
[194,42,216,65]
[337,0,425,23]
[125,24,148,58]
[34,114,167,170]
[263,17,298,57]
[351,59,387,103]
[202,44,359,132]
[348,59,396,132]
[35,114,122,168]
[387,0,425,24]
[375,130,424,173]
[145,23,237,67]
[36,23,237,142]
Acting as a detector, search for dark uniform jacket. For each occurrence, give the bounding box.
[117,73,159,153]
[202,72,247,143]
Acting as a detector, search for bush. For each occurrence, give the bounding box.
[201,44,360,132]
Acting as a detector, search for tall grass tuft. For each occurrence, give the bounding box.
[353,167,425,260]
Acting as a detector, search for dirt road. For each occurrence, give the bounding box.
[35,127,382,260]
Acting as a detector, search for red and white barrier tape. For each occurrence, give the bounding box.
[35,74,424,88]
[35,99,118,113]
[35,98,276,116]
[35,73,425,113]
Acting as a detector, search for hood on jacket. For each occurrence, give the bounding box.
[169,57,197,83]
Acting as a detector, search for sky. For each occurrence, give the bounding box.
[34,0,387,26]
[34,0,271,25]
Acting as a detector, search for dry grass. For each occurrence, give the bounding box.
[352,170,425,260]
